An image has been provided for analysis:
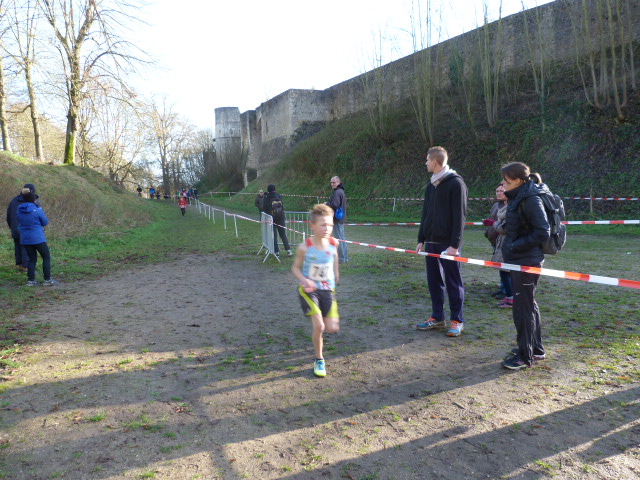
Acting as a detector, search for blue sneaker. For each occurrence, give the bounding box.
[416,317,444,330]
[446,320,464,337]
[313,359,326,377]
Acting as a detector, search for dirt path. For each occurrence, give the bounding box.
[1,253,638,479]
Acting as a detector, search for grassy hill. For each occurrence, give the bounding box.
[0,153,155,239]
[208,86,640,222]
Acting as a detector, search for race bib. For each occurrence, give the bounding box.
[308,263,329,282]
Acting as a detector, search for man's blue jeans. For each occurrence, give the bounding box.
[333,222,348,262]
[424,242,464,322]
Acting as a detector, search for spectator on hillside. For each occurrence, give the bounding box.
[255,190,267,218]
[264,184,292,258]
[326,176,348,263]
[136,186,143,197]
[193,188,198,200]
[17,188,59,286]
[483,183,509,299]
[487,185,513,308]
[6,183,41,273]
[149,187,155,199]
[416,146,468,337]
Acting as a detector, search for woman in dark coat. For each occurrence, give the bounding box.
[500,162,550,370]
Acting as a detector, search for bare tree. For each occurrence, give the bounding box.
[8,0,45,160]
[446,42,481,135]
[181,128,212,187]
[0,0,12,152]
[567,0,634,120]
[522,1,552,131]
[409,0,442,145]
[477,0,504,127]
[359,28,396,146]
[145,97,178,195]
[82,86,147,184]
[37,0,145,165]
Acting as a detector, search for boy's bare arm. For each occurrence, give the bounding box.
[293,245,317,292]
[292,244,312,286]
[334,250,340,285]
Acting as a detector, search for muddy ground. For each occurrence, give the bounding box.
[1,253,639,479]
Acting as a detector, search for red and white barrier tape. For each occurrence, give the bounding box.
[288,220,640,226]
[342,239,640,290]
[195,201,639,289]
[203,192,640,202]
[561,197,640,201]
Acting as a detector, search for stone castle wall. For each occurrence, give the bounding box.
[214,0,640,182]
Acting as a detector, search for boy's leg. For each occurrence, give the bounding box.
[323,317,340,334]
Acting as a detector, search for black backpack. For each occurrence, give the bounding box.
[538,192,567,255]
[270,198,285,220]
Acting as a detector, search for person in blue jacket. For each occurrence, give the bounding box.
[6,183,39,272]
[17,188,59,286]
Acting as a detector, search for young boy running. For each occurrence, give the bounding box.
[292,204,340,377]
[178,195,188,216]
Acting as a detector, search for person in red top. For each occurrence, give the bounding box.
[178,195,188,216]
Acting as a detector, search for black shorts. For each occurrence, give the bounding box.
[298,286,338,318]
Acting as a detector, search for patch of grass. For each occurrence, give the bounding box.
[160,444,185,454]
[122,413,165,433]
[88,412,106,422]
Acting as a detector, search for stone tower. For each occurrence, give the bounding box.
[214,107,242,174]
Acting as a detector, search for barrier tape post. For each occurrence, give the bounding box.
[223,211,227,230]
[393,198,396,212]
[233,214,239,238]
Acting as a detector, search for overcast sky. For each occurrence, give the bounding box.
[131,0,554,130]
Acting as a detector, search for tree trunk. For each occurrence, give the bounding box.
[0,53,11,152]
[25,62,44,161]
[64,107,77,165]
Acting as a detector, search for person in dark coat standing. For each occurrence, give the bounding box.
[500,162,550,370]
[415,146,468,337]
[255,190,267,218]
[326,176,348,263]
[17,188,59,286]
[6,183,40,272]
[263,184,291,257]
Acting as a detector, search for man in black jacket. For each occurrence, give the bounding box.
[264,184,291,257]
[416,147,468,336]
[6,183,40,272]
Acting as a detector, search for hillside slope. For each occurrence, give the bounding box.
[1,154,155,239]
[218,87,640,220]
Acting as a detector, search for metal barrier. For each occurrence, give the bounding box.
[285,211,310,246]
[258,212,278,262]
